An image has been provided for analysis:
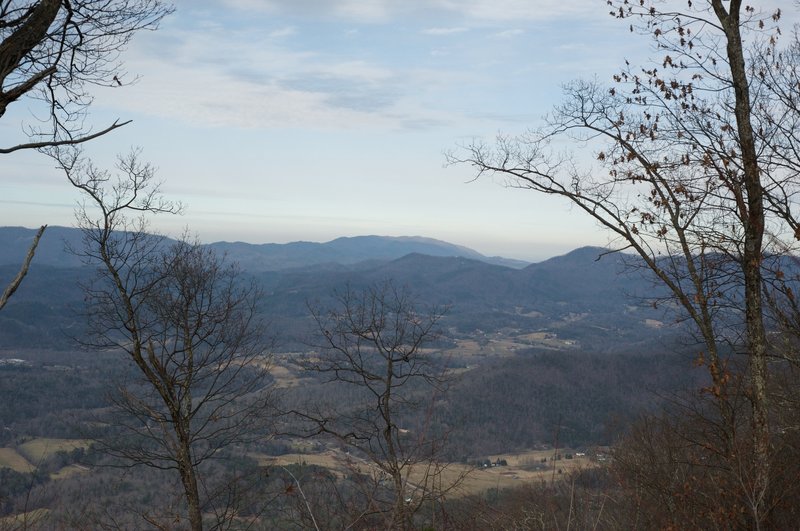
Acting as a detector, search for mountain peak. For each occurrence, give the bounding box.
[0,227,530,271]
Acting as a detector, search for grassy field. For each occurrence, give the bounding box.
[50,463,91,480]
[488,448,589,468]
[0,508,50,528]
[447,335,576,360]
[0,447,33,473]
[267,361,316,388]
[253,447,597,498]
[447,338,520,359]
[253,450,352,477]
[0,438,92,477]
[405,450,596,497]
[17,438,90,463]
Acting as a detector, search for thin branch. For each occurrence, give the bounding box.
[0,224,46,311]
[0,119,131,154]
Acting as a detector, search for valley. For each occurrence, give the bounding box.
[0,228,705,528]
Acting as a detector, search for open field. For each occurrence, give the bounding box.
[514,332,577,349]
[409,453,596,497]
[0,447,33,473]
[18,438,90,463]
[252,450,352,477]
[252,447,598,498]
[447,338,521,359]
[0,509,50,528]
[50,463,91,480]
[448,334,575,361]
[488,448,594,468]
[267,361,316,388]
[0,439,92,478]
[406,463,543,496]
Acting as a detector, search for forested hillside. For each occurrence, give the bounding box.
[0,227,704,528]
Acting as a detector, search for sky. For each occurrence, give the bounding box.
[0,0,755,261]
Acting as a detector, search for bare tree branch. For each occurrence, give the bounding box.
[292,281,462,529]
[0,0,173,152]
[0,119,130,154]
[0,224,45,311]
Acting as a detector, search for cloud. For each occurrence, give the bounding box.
[278,60,401,113]
[220,0,394,22]
[98,63,379,130]
[494,28,524,38]
[279,72,397,113]
[91,1,585,133]
[269,26,296,38]
[422,27,469,36]
[0,199,73,208]
[438,0,590,21]
[332,0,393,22]
[94,23,462,131]
[220,0,596,23]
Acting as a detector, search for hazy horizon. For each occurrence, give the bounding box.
[1,223,607,263]
[1,0,641,262]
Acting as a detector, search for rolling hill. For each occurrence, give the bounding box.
[0,226,668,350]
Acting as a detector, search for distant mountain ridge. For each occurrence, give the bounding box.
[0,227,529,270]
[0,227,669,351]
[209,234,530,270]
[0,226,87,268]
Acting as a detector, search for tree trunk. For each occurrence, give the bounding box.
[713,1,771,527]
[179,448,203,531]
[382,358,408,529]
[0,0,60,114]
[391,470,406,529]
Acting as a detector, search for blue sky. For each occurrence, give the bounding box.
[1,0,698,260]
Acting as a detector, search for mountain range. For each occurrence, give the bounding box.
[0,227,529,271]
[0,226,668,350]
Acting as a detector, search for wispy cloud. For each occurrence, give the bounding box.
[438,0,590,21]
[98,63,383,130]
[220,0,394,22]
[332,0,393,22]
[91,0,603,133]
[94,22,463,131]
[422,27,469,36]
[0,199,73,208]
[269,26,296,38]
[220,0,596,23]
[494,28,524,38]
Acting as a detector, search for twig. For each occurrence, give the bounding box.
[280,466,320,531]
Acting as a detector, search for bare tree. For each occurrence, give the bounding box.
[63,149,274,531]
[449,1,794,528]
[0,0,171,313]
[0,0,172,154]
[293,282,461,530]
